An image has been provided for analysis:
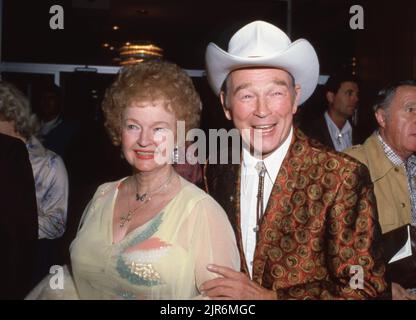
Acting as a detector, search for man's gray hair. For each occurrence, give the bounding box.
[373,80,416,114]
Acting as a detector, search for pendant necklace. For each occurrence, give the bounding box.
[119,170,176,228]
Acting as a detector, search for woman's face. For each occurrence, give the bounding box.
[121,100,177,173]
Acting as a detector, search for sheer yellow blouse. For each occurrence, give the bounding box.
[70,176,240,299]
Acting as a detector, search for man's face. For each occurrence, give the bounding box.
[327,81,359,119]
[39,92,60,119]
[376,85,416,160]
[220,68,300,159]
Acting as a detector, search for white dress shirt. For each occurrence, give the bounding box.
[240,127,293,277]
[40,116,62,137]
[324,111,353,152]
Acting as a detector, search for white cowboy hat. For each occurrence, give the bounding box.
[205,20,319,105]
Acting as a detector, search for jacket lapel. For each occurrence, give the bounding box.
[364,133,396,182]
[231,164,250,275]
[320,115,336,149]
[204,160,248,273]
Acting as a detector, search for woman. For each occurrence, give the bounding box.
[69,60,240,299]
[0,81,69,283]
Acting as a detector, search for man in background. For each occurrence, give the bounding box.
[37,84,79,161]
[345,80,416,299]
[301,74,360,151]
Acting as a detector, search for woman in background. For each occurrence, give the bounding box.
[0,81,69,284]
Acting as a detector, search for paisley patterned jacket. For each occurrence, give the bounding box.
[204,128,388,299]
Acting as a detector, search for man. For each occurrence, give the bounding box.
[202,20,387,299]
[301,74,360,151]
[345,81,416,299]
[37,84,79,161]
[0,133,38,299]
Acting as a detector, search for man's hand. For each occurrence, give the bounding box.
[200,264,276,300]
[392,282,416,300]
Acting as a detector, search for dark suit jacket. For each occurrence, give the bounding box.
[204,128,387,299]
[0,133,38,299]
[41,116,79,161]
[300,113,362,150]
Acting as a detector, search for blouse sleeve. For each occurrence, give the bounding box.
[37,155,69,239]
[177,196,240,293]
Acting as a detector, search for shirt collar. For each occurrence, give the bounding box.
[242,126,293,183]
[26,135,47,158]
[40,115,62,136]
[377,131,416,169]
[324,111,352,134]
[376,131,405,166]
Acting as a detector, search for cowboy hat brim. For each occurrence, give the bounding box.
[205,39,319,105]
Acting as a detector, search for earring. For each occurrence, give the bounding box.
[172,146,179,164]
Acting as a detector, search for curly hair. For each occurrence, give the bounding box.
[102,60,202,146]
[0,81,39,140]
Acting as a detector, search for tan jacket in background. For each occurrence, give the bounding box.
[344,133,411,233]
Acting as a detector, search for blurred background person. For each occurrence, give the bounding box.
[345,80,416,299]
[0,81,69,284]
[300,73,361,151]
[0,132,38,299]
[36,84,79,161]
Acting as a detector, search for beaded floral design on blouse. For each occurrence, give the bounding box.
[116,213,170,286]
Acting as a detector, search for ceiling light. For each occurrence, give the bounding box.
[119,41,163,66]
[136,9,149,15]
